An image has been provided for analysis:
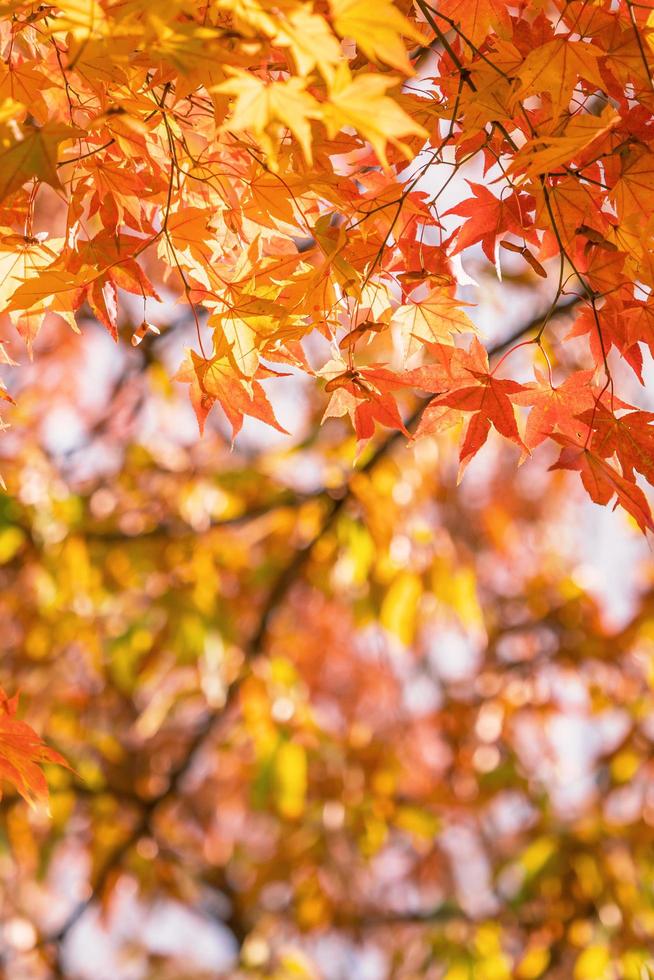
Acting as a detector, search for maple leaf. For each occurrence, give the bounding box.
[516,39,606,111]
[273,6,345,79]
[5,267,86,336]
[176,350,289,439]
[353,389,407,441]
[445,183,538,263]
[321,360,408,442]
[392,288,477,361]
[329,0,424,74]
[551,438,654,534]
[0,64,54,122]
[623,300,654,360]
[412,400,463,441]
[455,383,527,474]
[537,177,605,253]
[0,233,66,351]
[578,239,627,297]
[610,145,654,224]
[69,232,161,340]
[0,687,68,806]
[509,106,620,181]
[401,340,474,395]
[323,65,427,169]
[215,72,322,165]
[566,298,643,382]
[581,405,654,486]
[51,0,109,41]
[512,369,598,450]
[435,0,510,46]
[0,122,82,203]
[405,339,526,471]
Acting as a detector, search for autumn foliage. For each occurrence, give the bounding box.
[1,0,654,977]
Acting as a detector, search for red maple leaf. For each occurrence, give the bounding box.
[410,339,527,472]
[551,437,654,533]
[581,405,654,485]
[445,182,538,263]
[566,298,643,382]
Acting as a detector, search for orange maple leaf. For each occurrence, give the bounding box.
[0,687,68,806]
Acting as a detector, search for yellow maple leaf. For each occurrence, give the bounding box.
[273,6,343,79]
[509,105,620,181]
[392,289,477,360]
[273,740,307,820]
[215,0,278,38]
[214,71,322,166]
[52,0,108,41]
[5,267,85,338]
[324,66,427,168]
[209,310,260,378]
[144,16,224,76]
[0,234,66,352]
[0,122,82,203]
[381,571,422,645]
[330,0,424,74]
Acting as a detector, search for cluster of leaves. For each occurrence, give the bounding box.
[0,0,651,527]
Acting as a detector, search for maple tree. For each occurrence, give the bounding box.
[1,0,654,977]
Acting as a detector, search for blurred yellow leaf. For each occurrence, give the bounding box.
[274,740,307,820]
[395,805,439,840]
[0,525,24,563]
[520,836,557,877]
[381,570,422,645]
[611,749,641,783]
[516,946,550,979]
[574,945,611,980]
